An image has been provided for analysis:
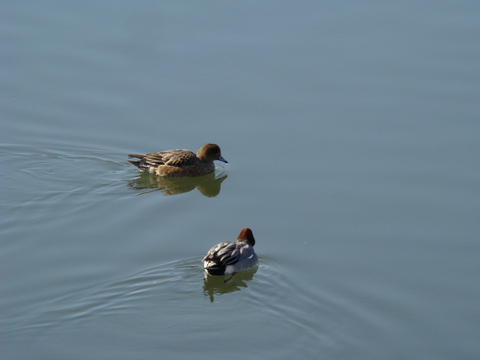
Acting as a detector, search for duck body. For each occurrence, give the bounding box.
[128,143,227,177]
[203,228,258,276]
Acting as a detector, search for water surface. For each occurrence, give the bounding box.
[2,1,480,359]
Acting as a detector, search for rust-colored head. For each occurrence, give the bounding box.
[237,227,255,246]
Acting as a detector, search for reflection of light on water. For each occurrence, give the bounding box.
[127,171,228,197]
[203,267,258,303]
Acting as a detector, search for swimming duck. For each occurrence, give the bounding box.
[128,143,227,177]
[203,228,258,276]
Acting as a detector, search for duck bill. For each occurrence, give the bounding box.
[218,156,228,164]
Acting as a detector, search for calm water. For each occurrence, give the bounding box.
[2,1,480,359]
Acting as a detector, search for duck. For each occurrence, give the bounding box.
[128,143,227,177]
[203,228,258,276]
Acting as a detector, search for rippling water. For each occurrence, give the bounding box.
[2,1,480,359]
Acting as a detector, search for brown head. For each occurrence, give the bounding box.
[196,144,228,163]
[237,227,255,246]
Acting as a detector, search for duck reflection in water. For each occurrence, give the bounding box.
[128,171,228,197]
[203,267,257,303]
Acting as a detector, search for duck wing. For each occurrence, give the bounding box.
[161,149,197,166]
[139,149,197,167]
[203,242,250,266]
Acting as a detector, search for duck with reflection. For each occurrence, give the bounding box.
[203,228,258,276]
[128,143,227,177]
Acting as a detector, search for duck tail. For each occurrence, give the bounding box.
[127,160,141,168]
[204,264,226,276]
[127,154,144,168]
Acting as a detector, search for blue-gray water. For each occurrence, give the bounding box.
[1,1,479,359]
